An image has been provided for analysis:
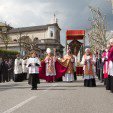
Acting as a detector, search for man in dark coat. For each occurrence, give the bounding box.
[8,58,14,81]
[1,58,9,82]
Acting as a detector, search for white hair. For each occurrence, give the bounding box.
[107,44,110,48]
[109,38,113,45]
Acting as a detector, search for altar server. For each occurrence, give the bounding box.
[22,56,28,80]
[14,54,23,82]
[27,51,41,90]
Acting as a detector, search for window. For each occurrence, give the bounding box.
[33,37,38,42]
[13,39,17,42]
[50,31,53,37]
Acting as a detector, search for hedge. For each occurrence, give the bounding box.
[0,49,19,59]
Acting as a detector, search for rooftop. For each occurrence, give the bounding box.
[9,23,61,34]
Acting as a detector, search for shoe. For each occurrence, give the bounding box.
[31,88,37,90]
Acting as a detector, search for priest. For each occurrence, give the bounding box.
[39,48,67,82]
[102,45,110,85]
[108,39,113,92]
[81,48,96,87]
[62,48,75,82]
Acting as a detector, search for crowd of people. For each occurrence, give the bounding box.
[14,54,28,82]
[1,38,113,91]
[81,37,113,93]
[97,38,113,93]
[13,48,77,90]
[0,58,13,83]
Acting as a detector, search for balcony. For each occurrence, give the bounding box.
[40,39,59,44]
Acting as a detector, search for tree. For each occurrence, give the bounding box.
[0,23,12,50]
[16,28,29,52]
[21,36,41,51]
[16,29,41,53]
[88,6,108,53]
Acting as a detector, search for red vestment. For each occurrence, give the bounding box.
[39,60,67,81]
[108,47,113,76]
[102,51,108,78]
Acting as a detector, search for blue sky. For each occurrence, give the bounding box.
[0,0,113,45]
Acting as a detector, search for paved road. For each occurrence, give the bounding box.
[0,77,113,113]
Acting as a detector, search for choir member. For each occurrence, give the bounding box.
[22,56,28,80]
[14,54,23,82]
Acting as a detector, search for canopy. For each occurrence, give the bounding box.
[66,30,85,40]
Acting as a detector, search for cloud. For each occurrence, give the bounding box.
[0,0,112,46]
[0,0,51,27]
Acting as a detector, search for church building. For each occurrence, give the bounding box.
[0,16,64,57]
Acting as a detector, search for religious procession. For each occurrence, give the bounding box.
[0,37,112,92]
[1,1,113,113]
[13,47,76,90]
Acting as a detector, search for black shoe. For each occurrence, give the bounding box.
[31,88,37,90]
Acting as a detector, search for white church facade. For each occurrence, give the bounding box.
[0,16,64,57]
[9,23,64,57]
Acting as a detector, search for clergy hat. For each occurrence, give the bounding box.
[85,48,90,52]
[46,48,51,54]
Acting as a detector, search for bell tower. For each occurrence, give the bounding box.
[50,14,58,24]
